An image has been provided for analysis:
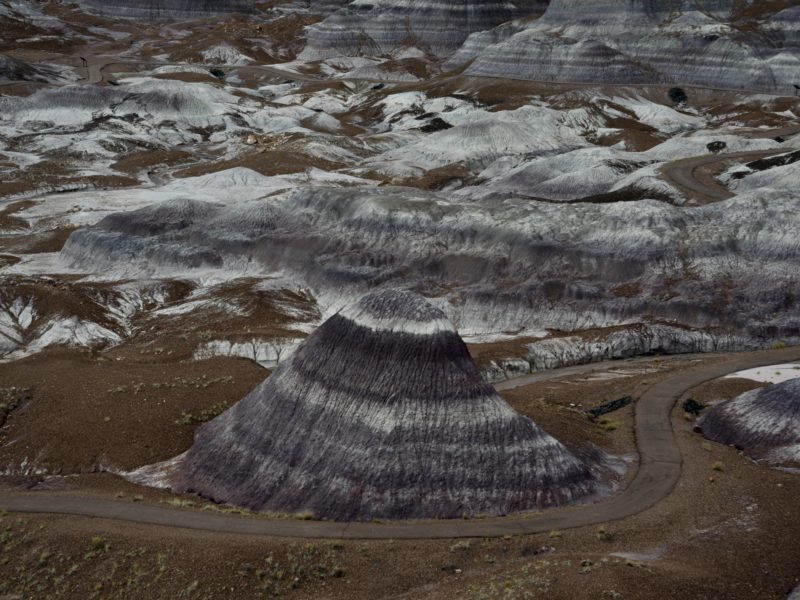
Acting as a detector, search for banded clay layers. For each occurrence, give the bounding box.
[132,289,597,521]
[76,0,255,20]
[302,0,526,58]
[698,378,800,467]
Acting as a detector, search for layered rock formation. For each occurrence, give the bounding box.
[697,378,800,466]
[0,53,65,82]
[453,0,800,93]
[76,0,255,20]
[134,289,597,520]
[60,184,800,348]
[301,0,532,58]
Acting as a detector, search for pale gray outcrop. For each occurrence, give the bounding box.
[61,186,800,351]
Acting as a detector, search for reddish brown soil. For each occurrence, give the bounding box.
[0,226,77,254]
[0,359,798,600]
[111,149,193,176]
[0,348,266,473]
[467,337,544,371]
[685,376,769,405]
[0,173,138,203]
[173,147,342,178]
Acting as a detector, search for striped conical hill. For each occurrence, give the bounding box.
[149,289,597,521]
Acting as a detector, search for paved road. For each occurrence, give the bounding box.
[661,145,798,204]
[2,347,800,539]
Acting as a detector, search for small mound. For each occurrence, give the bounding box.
[132,289,598,521]
[697,378,800,467]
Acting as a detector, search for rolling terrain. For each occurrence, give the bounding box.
[1,1,799,598]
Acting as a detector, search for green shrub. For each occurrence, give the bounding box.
[597,527,615,542]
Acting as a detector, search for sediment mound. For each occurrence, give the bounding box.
[135,289,597,520]
[697,377,800,467]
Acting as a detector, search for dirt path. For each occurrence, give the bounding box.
[660,143,799,204]
[2,346,800,539]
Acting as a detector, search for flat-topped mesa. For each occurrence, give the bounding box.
[76,0,256,20]
[697,378,800,467]
[301,0,525,59]
[137,289,597,521]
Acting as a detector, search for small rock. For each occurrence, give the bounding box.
[441,564,460,574]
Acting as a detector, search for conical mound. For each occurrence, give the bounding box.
[697,378,800,466]
[170,289,597,520]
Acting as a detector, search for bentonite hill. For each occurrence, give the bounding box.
[697,377,800,467]
[134,289,597,520]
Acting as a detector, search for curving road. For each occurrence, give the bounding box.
[2,347,800,539]
[660,144,798,204]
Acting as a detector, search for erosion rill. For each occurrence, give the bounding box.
[132,289,597,521]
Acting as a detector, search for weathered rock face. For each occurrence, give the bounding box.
[301,0,529,58]
[60,184,800,349]
[540,0,735,29]
[461,36,659,84]
[0,53,59,82]
[697,378,800,466]
[454,0,800,93]
[76,0,255,20]
[148,289,597,520]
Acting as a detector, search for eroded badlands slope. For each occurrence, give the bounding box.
[454,0,800,93]
[1,0,799,379]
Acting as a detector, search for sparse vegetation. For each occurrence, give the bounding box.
[596,416,622,433]
[450,540,471,553]
[468,560,553,599]
[0,515,350,599]
[238,544,345,597]
[175,401,231,425]
[596,527,615,542]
